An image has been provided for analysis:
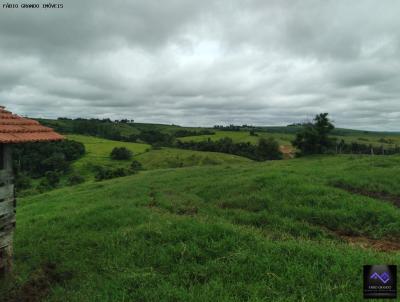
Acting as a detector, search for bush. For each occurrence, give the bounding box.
[94,166,130,181]
[110,147,133,160]
[42,153,69,174]
[249,130,258,136]
[130,160,143,172]
[15,174,32,190]
[256,138,282,160]
[37,179,52,193]
[68,174,85,186]
[45,171,61,187]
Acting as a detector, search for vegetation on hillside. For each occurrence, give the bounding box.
[2,155,400,301]
[293,113,400,156]
[176,137,282,161]
[5,116,400,301]
[39,117,400,159]
[292,113,336,155]
[13,140,85,192]
[110,147,133,160]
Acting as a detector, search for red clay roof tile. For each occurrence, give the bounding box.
[0,106,64,143]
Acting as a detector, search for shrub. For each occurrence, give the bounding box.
[15,174,32,190]
[110,147,133,160]
[94,166,130,181]
[130,160,143,172]
[37,179,52,193]
[45,171,61,187]
[256,138,283,160]
[249,130,258,136]
[41,153,69,174]
[68,174,85,186]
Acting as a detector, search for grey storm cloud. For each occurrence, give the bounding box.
[1,0,400,130]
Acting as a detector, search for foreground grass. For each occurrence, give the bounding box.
[136,148,251,170]
[2,155,400,301]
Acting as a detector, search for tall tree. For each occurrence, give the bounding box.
[292,113,335,155]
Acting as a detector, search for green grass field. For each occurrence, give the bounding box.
[67,135,251,180]
[136,148,252,170]
[2,154,400,301]
[66,135,151,178]
[178,130,294,146]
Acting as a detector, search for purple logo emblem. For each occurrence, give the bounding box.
[370,272,391,284]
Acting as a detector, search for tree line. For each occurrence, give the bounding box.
[176,137,282,161]
[13,140,85,192]
[292,113,400,156]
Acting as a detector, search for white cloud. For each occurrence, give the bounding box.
[1,0,400,130]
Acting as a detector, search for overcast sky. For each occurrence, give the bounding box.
[1,1,400,130]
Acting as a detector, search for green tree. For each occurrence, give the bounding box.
[45,171,61,187]
[68,174,85,186]
[130,160,143,172]
[292,113,335,155]
[15,173,32,190]
[110,147,133,160]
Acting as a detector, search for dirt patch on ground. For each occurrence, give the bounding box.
[327,228,400,252]
[321,226,400,252]
[339,234,400,252]
[4,263,72,302]
[332,182,400,208]
[279,145,295,159]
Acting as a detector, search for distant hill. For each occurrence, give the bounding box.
[38,118,400,147]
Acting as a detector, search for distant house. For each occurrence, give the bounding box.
[0,106,63,277]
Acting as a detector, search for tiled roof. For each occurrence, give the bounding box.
[0,106,64,143]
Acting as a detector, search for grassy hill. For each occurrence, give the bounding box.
[66,135,150,179]
[67,135,251,180]
[178,130,294,145]
[3,155,400,301]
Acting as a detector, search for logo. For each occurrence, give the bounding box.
[364,265,397,299]
[370,272,390,284]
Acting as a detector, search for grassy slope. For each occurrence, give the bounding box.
[67,135,251,180]
[179,130,293,145]
[3,155,400,301]
[135,148,252,170]
[67,135,151,178]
